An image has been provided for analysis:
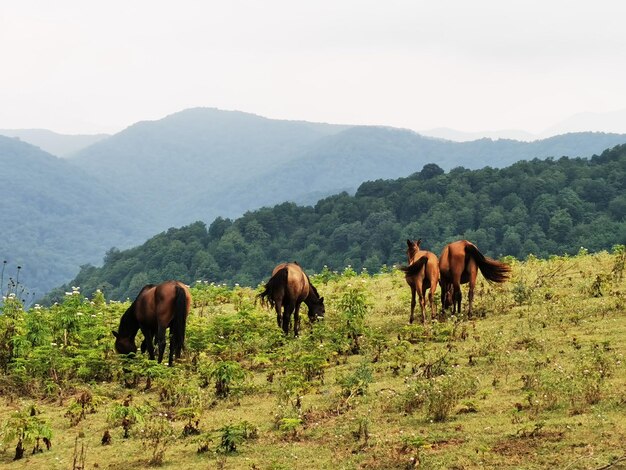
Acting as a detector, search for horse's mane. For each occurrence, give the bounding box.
[306,275,321,301]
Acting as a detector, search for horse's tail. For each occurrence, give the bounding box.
[400,256,429,276]
[258,267,288,308]
[172,285,188,358]
[465,244,511,283]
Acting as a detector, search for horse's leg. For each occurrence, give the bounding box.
[419,285,427,324]
[282,302,294,335]
[454,284,462,316]
[275,299,283,328]
[168,328,175,366]
[428,286,436,322]
[468,266,478,318]
[409,284,416,324]
[142,328,155,360]
[156,324,167,364]
[293,302,301,337]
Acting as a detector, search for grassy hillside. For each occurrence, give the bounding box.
[1,250,625,469]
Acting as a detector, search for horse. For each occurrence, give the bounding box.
[438,240,511,317]
[112,280,191,365]
[400,239,440,324]
[258,262,325,336]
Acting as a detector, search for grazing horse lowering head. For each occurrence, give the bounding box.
[307,289,325,321]
[112,330,137,355]
[258,262,325,336]
[111,281,191,365]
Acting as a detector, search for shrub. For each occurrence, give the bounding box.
[1,405,52,460]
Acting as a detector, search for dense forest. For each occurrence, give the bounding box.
[44,144,626,302]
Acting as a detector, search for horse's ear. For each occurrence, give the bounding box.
[416,238,422,246]
[319,297,324,303]
[406,239,412,247]
[112,330,119,338]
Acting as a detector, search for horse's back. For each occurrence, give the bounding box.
[272,262,309,301]
[440,240,474,276]
[406,250,439,287]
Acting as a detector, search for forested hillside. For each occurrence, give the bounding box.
[0,136,152,298]
[46,144,626,302]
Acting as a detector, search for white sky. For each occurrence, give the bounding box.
[1,0,626,134]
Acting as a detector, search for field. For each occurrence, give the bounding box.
[1,250,625,469]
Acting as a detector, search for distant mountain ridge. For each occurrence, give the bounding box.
[72,108,626,228]
[0,129,109,157]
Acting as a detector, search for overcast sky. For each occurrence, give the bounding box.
[1,1,626,135]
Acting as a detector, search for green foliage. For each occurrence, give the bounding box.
[522,343,618,414]
[108,398,147,438]
[336,284,370,354]
[400,371,478,421]
[210,361,247,399]
[215,421,257,454]
[1,405,52,460]
[337,361,373,399]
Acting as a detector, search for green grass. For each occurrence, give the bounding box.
[1,251,625,469]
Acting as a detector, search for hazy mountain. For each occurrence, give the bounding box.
[0,136,152,298]
[0,129,109,157]
[72,107,347,226]
[421,127,535,142]
[73,108,626,227]
[540,109,626,137]
[422,109,626,142]
[202,128,626,214]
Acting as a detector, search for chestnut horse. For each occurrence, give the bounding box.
[400,239,440,324]
[439,240,511,317]
[112,280,191,365]
[258,262,325,336]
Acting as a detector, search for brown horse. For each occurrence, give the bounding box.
[112,280,191,365]
[258,262,325,336]
[400,239,440,324]
[439,240,511,317]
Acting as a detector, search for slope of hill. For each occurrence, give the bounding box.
[71,108,348,226]
[205,128,626,212]
[71,107,626,228]
[45,143,626,302]
[3,253,625,469]
[0,136,152,297]
[0,129,108,157]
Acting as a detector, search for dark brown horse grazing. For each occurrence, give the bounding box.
[439,240,511,317]
[112,280,191,365]
[400,239,440,324]
[258,262,324,336]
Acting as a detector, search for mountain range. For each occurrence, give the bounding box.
[0,129,108,157]
[2,107,626,298]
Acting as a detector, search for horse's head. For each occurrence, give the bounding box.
[112,330,137,355]
[308,296,325,321]
[406,239,422,263]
